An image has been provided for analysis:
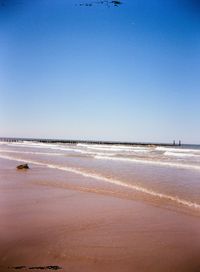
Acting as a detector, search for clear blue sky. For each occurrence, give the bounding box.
[0,0,200,143]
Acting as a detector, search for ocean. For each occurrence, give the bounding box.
[0,141,200,214]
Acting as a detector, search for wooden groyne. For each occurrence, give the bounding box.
[0,137,181,146]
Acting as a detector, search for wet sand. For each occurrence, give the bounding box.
[0,158,200,272]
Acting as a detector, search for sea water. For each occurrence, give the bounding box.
[0,141,200,213]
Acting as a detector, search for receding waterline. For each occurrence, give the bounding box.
[94,155,200,171]
[0,154,199,210]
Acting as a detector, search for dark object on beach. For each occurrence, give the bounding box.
[45,267,62,270]
[29,266,62,270]
[16,164,29,170]
[11,267,26,270]
[10,265,62,270]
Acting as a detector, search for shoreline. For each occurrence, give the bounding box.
[0,158,200,271]
[0,156,200,212]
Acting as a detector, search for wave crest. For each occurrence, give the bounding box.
[0,153,199,210]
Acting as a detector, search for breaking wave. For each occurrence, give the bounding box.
[0,153,199,210]
[94,155,200,171]
[156,146,200,154]
[164,151,198,158]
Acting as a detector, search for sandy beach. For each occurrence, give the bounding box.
[1,0,200,270]
[0,157,200,272]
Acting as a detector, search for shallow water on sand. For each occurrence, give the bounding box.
[0,141,200,214]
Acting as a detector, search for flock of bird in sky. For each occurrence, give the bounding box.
[79,1,122,7]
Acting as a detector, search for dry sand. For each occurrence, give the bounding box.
[0,158,200,272]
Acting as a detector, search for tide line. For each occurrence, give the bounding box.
[94,155,200,171]
[0,154,200,210]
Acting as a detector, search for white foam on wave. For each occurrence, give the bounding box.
[77,143,150,152]
[2,141,59,149]
[1,142,150,158]
[164,151,199,158]
[0,149,62,156]
[1,142,92,154]
[94,155,200,171]
[156,146,200,154]
[0,145,115,158]
[0,153,199,210]
[0,142,119,156]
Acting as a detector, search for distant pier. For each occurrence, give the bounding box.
[0,137,181,146]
